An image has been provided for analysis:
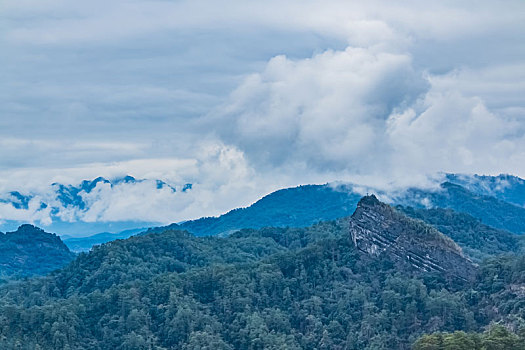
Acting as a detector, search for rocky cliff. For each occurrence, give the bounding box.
[349,195,475,280]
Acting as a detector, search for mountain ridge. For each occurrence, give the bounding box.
[1,195,520,349]
[349,195,475,280]
[0,224,75,281]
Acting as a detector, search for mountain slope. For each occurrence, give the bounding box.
[178,183,363,236]
[446,173,525,207]
[0,225,75,281]
[63,228,147,253]
[0,175,187,236]
[177,181,525,237]
[401,182,525,234]
[399,206,522,261]
[350,195,475,280]
[0,197,508,350]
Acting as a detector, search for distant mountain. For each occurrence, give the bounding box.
[63,228,147,252]
[399,182,525,234]
[0,225,75,282]
[173,179,525,236]
[0,175,190,236]
[3,173,525,254]
[51,175,178,210]
[446,173,525,207]
[1,196,522,349]
[399,206,522,261]
[177,183,363,236]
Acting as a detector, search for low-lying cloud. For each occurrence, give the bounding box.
[1,0,524,229]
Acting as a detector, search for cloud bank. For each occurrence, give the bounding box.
[1,0,524,229]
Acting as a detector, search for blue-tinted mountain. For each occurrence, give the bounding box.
[446,173,525,207]
[0,225,75,282]
[170,180,525,236]
[398,206,522,261]
[0,176,189,236]
[398,182,525,234]
[63,227,147,252]
[177,184,363,236]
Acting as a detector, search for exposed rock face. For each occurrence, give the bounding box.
[349,195,475,280]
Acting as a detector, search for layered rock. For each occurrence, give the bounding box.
[349,195,475,280]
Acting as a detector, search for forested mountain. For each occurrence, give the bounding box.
[60,177,525,253]
[63,228,147,253]
[0,225,75,282]
[177,184,363,236]
[164,179,525,238]
[400,182,525,234]
[399,206,522,262]
[0,197,523,349]
[4,174,525,254]
[446,173,525,207]
[413,325,525,350]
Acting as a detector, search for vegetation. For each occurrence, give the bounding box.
[177,184,363,236]
[0,210,524,349]
[413,325,525,350]
[402,182,525,234]
[399,206,522,261]
[0,225,75,282]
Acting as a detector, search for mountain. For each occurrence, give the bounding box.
[62,228,147,253]
[399,206,522,261]
[446,173,525,207]
[3,173,525,254]
[400,182,525,234]
[177,184,363,236]
[63,175,525,252]
[0,225,75,282]
[3,196,523,349]
[172,179,525,237]
[350,195,475,280]
[0,175,188,236]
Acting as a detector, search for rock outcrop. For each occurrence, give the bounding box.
[349,195,475,280]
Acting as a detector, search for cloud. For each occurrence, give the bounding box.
[214,42,525,188]
[386,81,525,178]
[1,0,524,229]
[215,46,427,172]
[0,144,300,229]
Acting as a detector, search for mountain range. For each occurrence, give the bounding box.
[0,194,523,349]
[8,173,520,252]
[0,175,191,236]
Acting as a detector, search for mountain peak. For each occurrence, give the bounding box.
[13,224,46,235]
[0,225,75,278]
[357,194,381,207]
[349,196,474,280]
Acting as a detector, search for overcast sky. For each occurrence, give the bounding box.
[1,0,525,226]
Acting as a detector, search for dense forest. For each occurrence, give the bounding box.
[413,325,525,349]
[0,225,75,283]
[0,197,524,349]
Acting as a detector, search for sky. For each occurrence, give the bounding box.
[1,0,525,228]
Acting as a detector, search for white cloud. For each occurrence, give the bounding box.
[214,42,525,187]
[0,0,524,230]
[215,46,426,172]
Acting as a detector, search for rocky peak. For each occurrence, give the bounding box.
[349,195,475,280]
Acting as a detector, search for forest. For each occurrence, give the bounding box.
[0,197,524,349]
